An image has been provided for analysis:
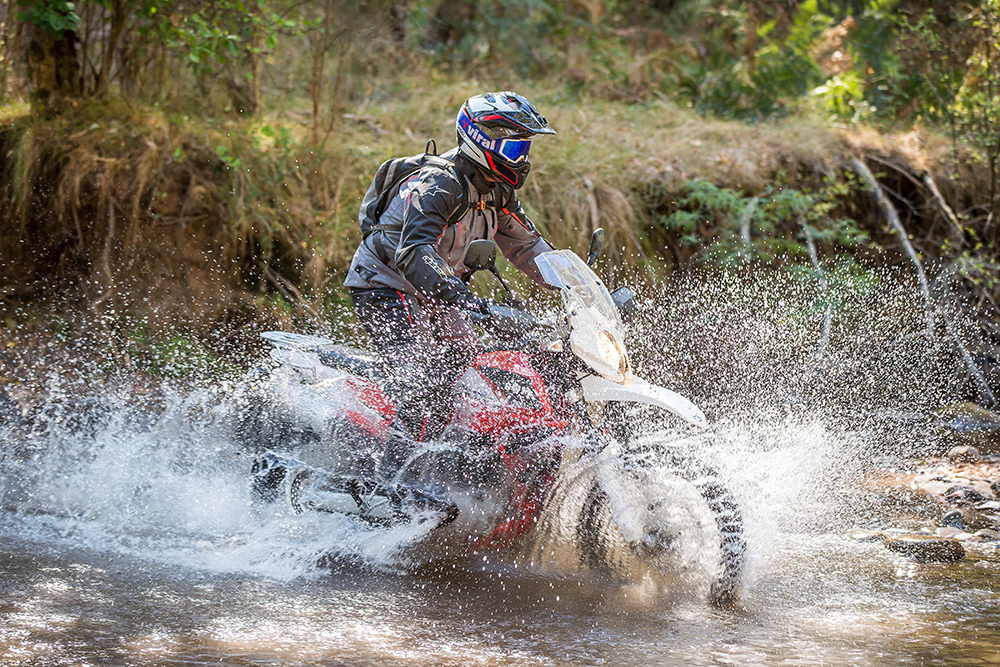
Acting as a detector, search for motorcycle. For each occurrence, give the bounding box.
[236,230,745,604]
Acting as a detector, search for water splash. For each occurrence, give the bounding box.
[0,377,435,580]
[0,263,986,594]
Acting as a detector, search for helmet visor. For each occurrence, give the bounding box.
[497,138,531,164]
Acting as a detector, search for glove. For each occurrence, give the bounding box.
[485,303,537,337]
[455,291,492,315]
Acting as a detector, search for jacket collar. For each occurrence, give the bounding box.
[454,153,496,196]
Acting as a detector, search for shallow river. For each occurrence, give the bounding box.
[3,271,999,666]
[2,523,999,666]
[2,390,998,667]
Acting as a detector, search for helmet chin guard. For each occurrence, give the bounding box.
[456,91,555,189]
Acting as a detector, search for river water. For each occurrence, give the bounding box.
[2,268,999,666]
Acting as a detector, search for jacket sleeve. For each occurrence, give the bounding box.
[494,187,556,287]
[394,167,472,303]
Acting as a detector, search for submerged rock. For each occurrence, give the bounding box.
[941,510,964,528]
[939,403,1000,455]
[848,531,887,543]
[943,485,990,505]
[886,535,965,562]
[947,445,981,463]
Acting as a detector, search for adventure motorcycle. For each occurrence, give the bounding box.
[236,231,746,604]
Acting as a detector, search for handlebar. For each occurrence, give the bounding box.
[466,303,539,339]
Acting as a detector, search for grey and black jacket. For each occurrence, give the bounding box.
[345,147,554,304]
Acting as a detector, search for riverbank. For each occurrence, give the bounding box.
[850,442,1000,564]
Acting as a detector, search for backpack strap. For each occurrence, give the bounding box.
[366,151,474,266]
[371,154,471,235]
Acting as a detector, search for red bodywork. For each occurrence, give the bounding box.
[343,350,570,553]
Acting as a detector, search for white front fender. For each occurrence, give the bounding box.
[580,374,708,429]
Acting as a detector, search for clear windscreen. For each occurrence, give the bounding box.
[535,250,623,331]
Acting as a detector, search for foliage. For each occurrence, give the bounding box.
[687,2,828,120]
[657,176,867,265]
[16,0,80,36]
[1,0,1000,379]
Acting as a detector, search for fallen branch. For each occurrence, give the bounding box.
[850,157,934,336]
[802,220,831,353]
[865,155,964,246]
[942,300,998,408]
[263,265,331,337]
[922,171,963,243]
[739,196,759,260]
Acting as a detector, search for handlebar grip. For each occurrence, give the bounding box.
[486,304,537,335]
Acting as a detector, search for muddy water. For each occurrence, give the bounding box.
[2,395,999,667]
[2,526,999,666]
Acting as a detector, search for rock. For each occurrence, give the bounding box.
[943,485,989,504]
[975,528,1000,541]
[992,480,1000,498]
[938,402,1000,455]
[886,535,965,562]
[961,509,1000,532]
[848,531,886,543]
[941,510,964,528]
[936,526,963,538]
[947,445,981,463]
[0,386,24,427]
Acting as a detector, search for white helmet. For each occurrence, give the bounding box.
[456,91,555,189]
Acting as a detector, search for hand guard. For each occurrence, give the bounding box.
[484,303,537,338]
[455,292,492,315]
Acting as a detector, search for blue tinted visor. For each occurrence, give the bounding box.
[497,138,531,164]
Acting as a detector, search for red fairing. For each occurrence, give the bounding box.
[334,348,569,552]
[466,351,569,437]
[344,376,395,436]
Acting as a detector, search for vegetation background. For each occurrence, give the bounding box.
[0,0,999,410]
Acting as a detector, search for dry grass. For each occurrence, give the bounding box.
[0,84,991,350]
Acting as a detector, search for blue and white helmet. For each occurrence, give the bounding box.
[456,91,555,190]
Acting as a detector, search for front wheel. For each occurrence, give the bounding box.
[574,438,746,606]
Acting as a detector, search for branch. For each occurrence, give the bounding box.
[850,157,934,336]
[739,196,759,260]
[940,296,998,408]
[263,265,331,337]
[802,220,831,353]
[922,170,964,243]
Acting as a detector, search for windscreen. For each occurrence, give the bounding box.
[535,250,624,331]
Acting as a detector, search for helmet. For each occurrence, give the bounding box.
[456,91,555,190]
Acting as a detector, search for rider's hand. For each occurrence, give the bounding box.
[486,303,537,337]
[455,292,492,315]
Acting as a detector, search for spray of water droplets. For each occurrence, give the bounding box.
[0,263,986,590]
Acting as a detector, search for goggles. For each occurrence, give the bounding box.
[496,137,531,164]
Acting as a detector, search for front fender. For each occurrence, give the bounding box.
[579,374,707,429]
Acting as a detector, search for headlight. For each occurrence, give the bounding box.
[597,330,628,375]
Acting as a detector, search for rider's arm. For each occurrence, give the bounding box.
[494,187,556,288]
[394,169,487,310]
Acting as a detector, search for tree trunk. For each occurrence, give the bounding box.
[25,23,81,114]
[94,0,128,98]
[0,0,13,105]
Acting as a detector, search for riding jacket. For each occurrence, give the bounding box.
[344,148,554,304]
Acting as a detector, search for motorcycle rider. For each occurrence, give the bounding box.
[344,91,557,486]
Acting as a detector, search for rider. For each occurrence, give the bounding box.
[344,91,557,484]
